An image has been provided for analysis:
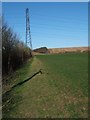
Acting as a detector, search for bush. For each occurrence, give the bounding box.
[2,23,32,75]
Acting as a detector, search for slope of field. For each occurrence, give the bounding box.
[33,47,89,55]
[3,53,88,118]
[48,47,88,54]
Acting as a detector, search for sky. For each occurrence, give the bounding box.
[2,2,88,49]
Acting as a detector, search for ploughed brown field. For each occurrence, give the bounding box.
[33,46,89,55]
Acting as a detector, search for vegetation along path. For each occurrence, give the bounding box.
[3,52,88,118]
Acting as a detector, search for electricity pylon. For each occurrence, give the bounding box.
[26,8,32,53]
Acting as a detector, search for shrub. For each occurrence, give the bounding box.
[2,23,32,75]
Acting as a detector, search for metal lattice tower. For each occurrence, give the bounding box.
[26,8,32,50]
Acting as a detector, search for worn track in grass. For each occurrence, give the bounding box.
[3,53,88,118]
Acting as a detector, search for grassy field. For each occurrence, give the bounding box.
[3,52,88,118]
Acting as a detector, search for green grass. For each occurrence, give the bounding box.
[3,52,88,118]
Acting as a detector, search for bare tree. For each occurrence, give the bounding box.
[2,22,32,75]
